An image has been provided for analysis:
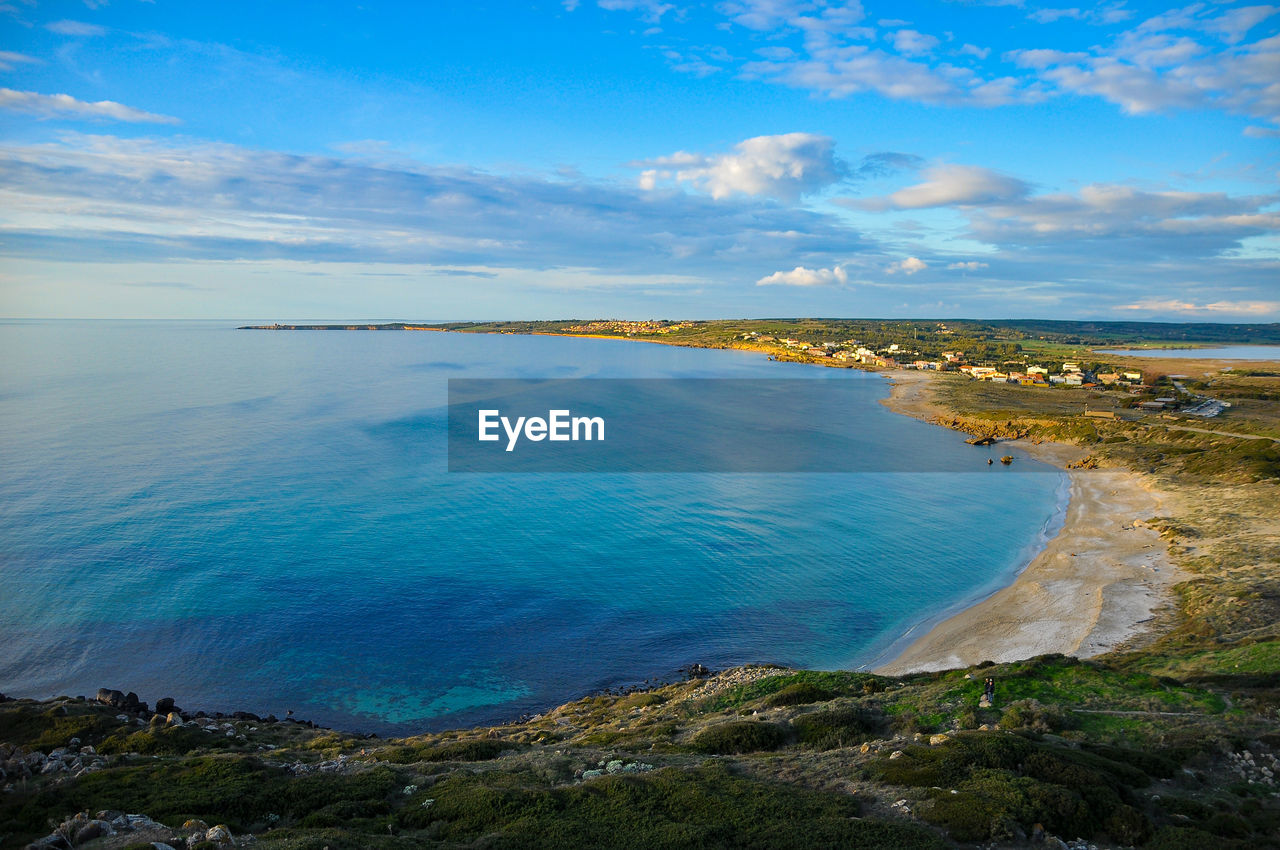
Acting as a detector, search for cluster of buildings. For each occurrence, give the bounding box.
[739,332,912,367]
[735,331,1165,402]
[958,362,1145,389]
[566,320,693,335]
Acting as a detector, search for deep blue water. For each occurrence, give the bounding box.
[1098,345,1280,360]
[0,321,1066,734]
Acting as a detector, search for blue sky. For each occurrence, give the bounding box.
[1,0,1277,320]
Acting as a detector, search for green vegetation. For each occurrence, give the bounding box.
[689,720,789,754]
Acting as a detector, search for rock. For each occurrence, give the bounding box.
[167,712,184,726]
[1044,838,1069,850]
[929,734,950,746]
[181,819,209,832]
[860,742,872,754]
[205,824,234,845]
[155,697,176,715]
[889,750,904,760]
[97,688,124,707]
[72,820,112,845]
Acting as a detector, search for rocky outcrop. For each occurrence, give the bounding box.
[932,415,1032,442]
[23,811,173,849]
[94,688,148,715]
[2,742,106,785]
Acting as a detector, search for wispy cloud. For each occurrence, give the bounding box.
[0,89,179,123]
[593,0,1280,128]
[850,164,1030,210]
[0,134,869,279]
[45,19,107,36]
[0,50,41,71]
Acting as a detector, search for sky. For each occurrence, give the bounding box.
[0,0,1277,321]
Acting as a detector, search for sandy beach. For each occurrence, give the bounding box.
[875,370,1183,675]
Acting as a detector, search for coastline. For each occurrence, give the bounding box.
[875,369,1183,675]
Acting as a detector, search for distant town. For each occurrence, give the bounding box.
[734,327,1229,419]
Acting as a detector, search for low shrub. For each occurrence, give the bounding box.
[792,706,878,749]
[688,721,789,754]
[763,683,834,707]
[419,739,508,762]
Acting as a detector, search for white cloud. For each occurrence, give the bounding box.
[0,89,180,123]
[756,264,849,286]
[888,28,939,56]
[46,19,107,36]
[886,256,927,274]
[947,261,989,270]
[633,132,845,199]
[853,164,1030,209]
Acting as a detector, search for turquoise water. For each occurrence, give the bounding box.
[0,321,1066,733]
[1098,345,1280,360]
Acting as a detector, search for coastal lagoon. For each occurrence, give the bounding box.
[0,321,1066,734]
[1098,345,1280,360]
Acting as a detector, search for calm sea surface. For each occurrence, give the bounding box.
[1098,345,1280,360]
[0,321,1066,733]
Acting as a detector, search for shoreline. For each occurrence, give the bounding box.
[874,369,1183,675]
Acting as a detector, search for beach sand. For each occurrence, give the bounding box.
[875,370,1183,675]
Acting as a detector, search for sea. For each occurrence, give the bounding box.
[0,320,1067,734]
[1097,345,1280,360]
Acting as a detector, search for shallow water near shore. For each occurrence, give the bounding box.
[1097,345,1280,360]
[0,320,1066,734]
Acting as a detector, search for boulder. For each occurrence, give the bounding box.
[205,824,234,845]
[96,689,125,707]
[71,819,112,845]
[155,697,176,715]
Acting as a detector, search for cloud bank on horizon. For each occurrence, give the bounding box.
[0,0,1276,320]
